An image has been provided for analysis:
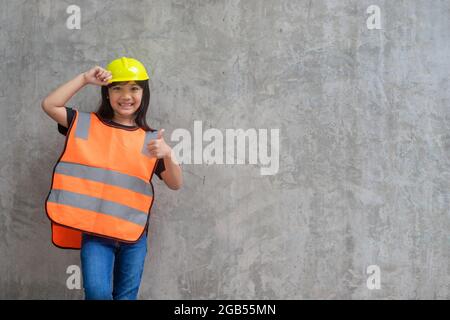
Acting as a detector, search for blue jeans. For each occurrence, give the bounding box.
[80,231,148,300]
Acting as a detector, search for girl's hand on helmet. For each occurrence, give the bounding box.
[83,66,112,86]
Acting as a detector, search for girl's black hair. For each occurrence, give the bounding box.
[96,80,154,131]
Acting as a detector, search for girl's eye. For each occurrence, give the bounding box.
[112,87,121,90]
[132,87,140,91]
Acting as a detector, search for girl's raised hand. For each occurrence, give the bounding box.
[83,66,112,86]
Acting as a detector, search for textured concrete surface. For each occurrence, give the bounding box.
[0,0,449,299]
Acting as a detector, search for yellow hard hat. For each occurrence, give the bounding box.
[106,57,150,83]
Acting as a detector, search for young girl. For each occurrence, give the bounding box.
[42,57,182,300]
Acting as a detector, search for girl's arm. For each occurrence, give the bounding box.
[147,129,183,190]
[160,150,183,190]
[41,67,112,127]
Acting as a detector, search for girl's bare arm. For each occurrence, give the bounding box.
[41,73,87,127]
[41,67,111,127]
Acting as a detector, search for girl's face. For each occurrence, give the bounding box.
[108,81,143,118]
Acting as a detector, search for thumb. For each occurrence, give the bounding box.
[157,129,165,139]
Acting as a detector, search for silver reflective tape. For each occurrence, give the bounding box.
[55,161,152,196]
[75,111,91,140]
[48,189,148,227]
[142,130,159,157]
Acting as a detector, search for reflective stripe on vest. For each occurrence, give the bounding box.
[48,188,148,227]
[54,161,153,197]
[46,111,158,249]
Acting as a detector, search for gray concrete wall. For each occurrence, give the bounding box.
[0,0,449,299]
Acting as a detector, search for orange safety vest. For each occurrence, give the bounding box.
[45,110,158,249]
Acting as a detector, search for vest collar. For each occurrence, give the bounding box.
[94,112,139,131]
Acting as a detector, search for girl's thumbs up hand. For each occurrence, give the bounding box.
[157,128,165,140]
[147,129,172,159]
[83,66,112,86]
